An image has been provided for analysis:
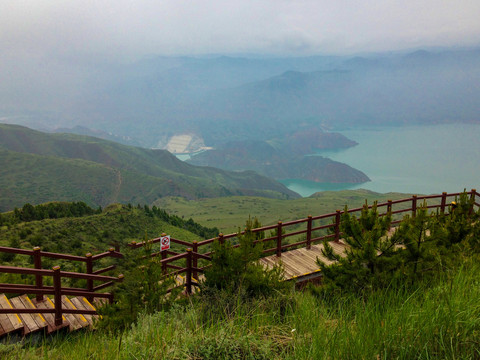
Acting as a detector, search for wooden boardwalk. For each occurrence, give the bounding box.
[259,240,348,282]
[260,227,399,283]
[0,294,100,339]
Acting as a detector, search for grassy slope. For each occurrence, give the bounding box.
[0,204,207,270]
[0,124,299,211]
[154,189,412,233]
[0,149,119,211]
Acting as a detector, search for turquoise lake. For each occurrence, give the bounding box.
[280,124,480,197]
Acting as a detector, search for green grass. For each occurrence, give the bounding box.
[154,189,413,233]
[3,258,480,359]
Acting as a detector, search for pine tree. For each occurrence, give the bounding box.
[203,217,286,297]
[392,203,436,281]
[318,201,402,292]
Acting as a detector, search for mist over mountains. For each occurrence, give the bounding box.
[1,48,479,149]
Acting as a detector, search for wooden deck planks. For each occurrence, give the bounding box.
[59,295,89,331]
[259,241,349,280]
[0,293,101,338]
[31,297,68,334]
[17,295,48,332]
[9,295,47,335]
[70,297,98,328]
[0,294,23,337]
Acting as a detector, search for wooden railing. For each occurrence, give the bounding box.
[130,189,479,294]
[0,247,124,325]
[2,189,476,314]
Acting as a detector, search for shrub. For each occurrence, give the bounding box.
[97,242,178,331]
[318,201,403,292]
[203,217,287,299]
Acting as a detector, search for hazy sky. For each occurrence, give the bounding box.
[2,0,480,62]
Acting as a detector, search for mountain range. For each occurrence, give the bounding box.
[186,128,370,183]
[2,48,478,149]
[0,124,300,211]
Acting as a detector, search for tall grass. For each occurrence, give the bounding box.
[292,261,480,359]
[3,259,480,359]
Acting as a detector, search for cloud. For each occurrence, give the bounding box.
[1,0,480,62]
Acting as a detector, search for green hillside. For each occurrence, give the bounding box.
[0,203,217,267]
[0,124,299,211]
[154,189,411,233]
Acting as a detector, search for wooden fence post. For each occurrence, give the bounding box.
[306,215,312,250]
[185,248,192,295]
[441,192,447,214]
[161,251,167,275]
[470,189,476,215]
[33,247,43,302]
[85,253,93,302]
[412,195,417,218]
[387,200,392,230]
[276,221,283,257]
[52,266,63,326]
[192,241,198,280]
[334,210,341,242]
[218,233,224,245]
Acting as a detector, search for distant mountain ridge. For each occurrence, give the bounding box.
[186,129,369,183]
[2,48,479,148]
[0,124,299,211]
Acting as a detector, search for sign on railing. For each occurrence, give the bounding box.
[160,235,171,251]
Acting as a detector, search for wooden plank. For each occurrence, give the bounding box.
[59,296,88,331]
[277,251,316,272]
[70,297,97,327]
[261,256,299,276]
[0,294,23,335]
[279,255,314,275]
[261,256,304,278]
[259,240,351,281]
[285,250,318,267]
[0,311,15,337]
[18,295,48,334]
[9,296,38,335]
[92,297,109,308]
[31,297,68,334]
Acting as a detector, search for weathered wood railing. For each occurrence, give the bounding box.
[0,247,124,325]
[130,189,479,294]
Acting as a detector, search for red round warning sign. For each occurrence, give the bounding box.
[161,235,170,251]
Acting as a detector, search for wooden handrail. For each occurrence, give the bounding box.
[0,245,123,302]
[0,263,121,324]
[0,265,123,282]
[137,189,479,295]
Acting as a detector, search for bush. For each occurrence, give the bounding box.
[318,192,480,295]
[318,201,403,292]
[203,217,288,299]
[97,242,179,331]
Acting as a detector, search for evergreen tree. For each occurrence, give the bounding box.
[392,204,437,281]
[318,201,402,292]
[203,217,286,298]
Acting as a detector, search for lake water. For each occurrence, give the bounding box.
[280,124,480,197]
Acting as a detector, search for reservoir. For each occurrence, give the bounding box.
[280,123,480,197]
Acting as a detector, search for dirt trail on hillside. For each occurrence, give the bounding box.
[110,169,122,203]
